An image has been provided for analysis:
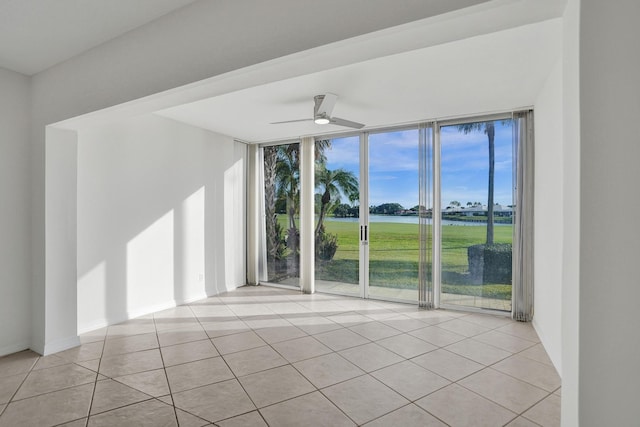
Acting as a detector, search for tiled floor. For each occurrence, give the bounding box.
[0,285,561,426]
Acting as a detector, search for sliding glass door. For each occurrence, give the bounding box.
[258,112,525,314]
[313,136,361,297]
[367,129,422,302]
[438,119,513,311]
[312,128,431,304]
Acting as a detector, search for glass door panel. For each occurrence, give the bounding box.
[262,143,300,288]
[439,120,513,311]
[368,129,421,302]
[314,137,361,296]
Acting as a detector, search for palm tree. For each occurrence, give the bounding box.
[262,139,335,265]
[263,146,281,261]
[458,121,496,244]
[314,165,359,236]
[275,145,300,231]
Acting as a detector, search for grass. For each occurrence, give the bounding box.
[275,215,513,300]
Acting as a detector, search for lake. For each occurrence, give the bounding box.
[326,214,510,227]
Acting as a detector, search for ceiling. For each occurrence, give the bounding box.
[0,0,199,75]
[157,18,562,143]
[15,0,564,143]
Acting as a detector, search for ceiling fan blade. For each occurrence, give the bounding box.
[270,118,313,125]
[329,116,365,129]
[317,93,338,116]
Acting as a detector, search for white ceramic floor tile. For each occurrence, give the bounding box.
[322,375,409,425]
[493,355,561,392]
[238,365,315,408]
[254,325,307,344]
[14,363,96,400]
[444,338,512,366]
[371,360,450,401]
[435,319,491,338]
[338,343,404,372]
[382,315,429,333]
[270,335,332,363]
[411,349,483,382]
[348,321,402,341]
[472,330,537,353]
[98,349,163,378]
[157,328,209,348]
[223,345,288,377]
[90,379,150,415]
[172,379,255,423]
[113,369,170,397]
[102,332,159,356]
[260,391,355,427]
[293,353,364,389]
[459,368,549,413]
[409,326,466,347]
[377,333,438,359]
[416,383,517,427]
[363,403,447,427]
[0,383,93,427]
[217,410,267,427]
[0,373,26,404]
[523,393,561,427]
[313,328,370,351]
[211,331,266,355]
[175,408,210,427]
[160,339,218,367]
[87,399,177,427]
[165,356,234,393]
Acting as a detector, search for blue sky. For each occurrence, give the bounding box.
[323,121,513,209]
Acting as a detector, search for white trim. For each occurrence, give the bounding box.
[0,342,32,358]
[43,335,81,356]
[433,122,442,308]
[246,144,260,285]
[360,133,369,299]
[300,137,315,293]
[77,292,209,335]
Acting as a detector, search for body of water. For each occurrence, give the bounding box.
[327,214,511,227]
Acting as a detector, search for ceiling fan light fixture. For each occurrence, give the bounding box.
[314,115,330,125]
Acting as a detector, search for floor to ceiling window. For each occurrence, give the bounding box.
[260,142,300,288]
[438,118,514,312]
[313,136,361,297]
[312,129,431,304]
[258,112,529,315]
[367,129,423,302]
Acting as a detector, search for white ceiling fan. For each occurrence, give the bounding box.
[270,93,365,129]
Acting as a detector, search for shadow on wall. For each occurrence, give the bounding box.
[77,115,246,334]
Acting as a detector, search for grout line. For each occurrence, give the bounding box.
[85,329,107,427]
[3,285,557,427]
[152,313,181,427]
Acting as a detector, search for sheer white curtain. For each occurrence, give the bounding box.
[512,110,535,321]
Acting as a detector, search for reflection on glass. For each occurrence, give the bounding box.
[440,120,513,311]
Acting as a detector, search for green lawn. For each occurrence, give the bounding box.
[275,215,513,300]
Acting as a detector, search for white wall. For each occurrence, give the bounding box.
[532,59,563,373]
[0,68,31,356]
[579,1,640,425]
[77,115,245,333]
[561,0,580,424]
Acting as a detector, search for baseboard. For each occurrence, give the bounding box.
[77,292,210,335]
[43,335,81,356]
[0,341,31,358]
